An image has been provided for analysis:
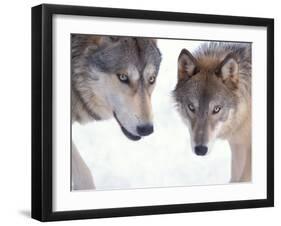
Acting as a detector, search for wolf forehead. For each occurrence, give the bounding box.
[174,42,251,104]
[193,42,251,71]
[87,37,162,74]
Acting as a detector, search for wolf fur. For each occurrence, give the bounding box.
[71,34,161,190]
[173,42,251,182]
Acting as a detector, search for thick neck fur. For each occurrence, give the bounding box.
[72,83,112,124]
[228,97,251,182]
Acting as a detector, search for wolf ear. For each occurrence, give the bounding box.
[178,49,198,80]
[149,39,157,44]
[97,36,120,46]
[216,53,239,88]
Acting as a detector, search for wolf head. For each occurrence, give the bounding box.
[173,43,251,156]
[72,35,162,141]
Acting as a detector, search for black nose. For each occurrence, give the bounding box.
[136,124,154,136]
[194,145,208,156]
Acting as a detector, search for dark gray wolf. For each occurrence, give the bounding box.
[173,42,251,182]
[72,35,162,190]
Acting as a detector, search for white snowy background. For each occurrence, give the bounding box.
[72,39,231,191]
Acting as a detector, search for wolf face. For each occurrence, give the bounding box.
[72,35,162,141]
[173,43,251,156]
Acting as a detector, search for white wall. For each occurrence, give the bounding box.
[0,0,279,225]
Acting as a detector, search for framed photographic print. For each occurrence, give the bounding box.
[31,4,274,221]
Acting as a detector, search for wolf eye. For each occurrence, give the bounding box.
[188,103,195,112]
[148,75,156,84]
[213,105,222,114]
[117,73,129,84]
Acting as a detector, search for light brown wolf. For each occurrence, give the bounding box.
[173,42,251,182]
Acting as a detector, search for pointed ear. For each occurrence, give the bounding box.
[97,36,120,46]
[178,49,198,81]
[216,53,239,88]
[150,39,157,44]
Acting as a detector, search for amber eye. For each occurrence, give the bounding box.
[148,75,156,84]
[117,73,129,84]
[188,103,195,112]
[213,105,222,114]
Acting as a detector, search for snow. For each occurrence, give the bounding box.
[72,39,231,191]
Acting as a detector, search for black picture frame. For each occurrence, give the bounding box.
[31,3,274,222]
